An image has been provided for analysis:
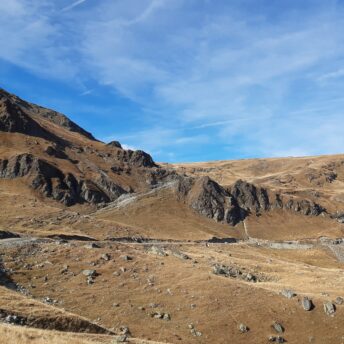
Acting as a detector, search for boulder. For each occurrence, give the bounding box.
[281,289,296,299]
[301,297,313,311]
[268,336,285,343]
[272,322,284,334]
[323,302,335,315]
[301,297,314,311]
[239,323,249,333]
[82,270,97,277]
[335,297,344,305]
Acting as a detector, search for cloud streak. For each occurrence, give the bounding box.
[61,0,88,12]
[1,0,344,161]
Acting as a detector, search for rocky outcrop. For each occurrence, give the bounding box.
[107,140,122,149]
[228,179,325,216]
[115,149,157,168]
[0,88,95,141]
[0,153,126,206]
[179,177,326,226]
[229,179,269,213]
[0,94,68,146]
[181,177,247,225]
[95,173,126,201]
[283,198,325,216]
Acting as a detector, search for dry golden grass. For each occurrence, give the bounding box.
[1,95,344,343]
[0,324,109,344]
[170,154,344,212]
[0,324,168,344]
[3,238,344,344]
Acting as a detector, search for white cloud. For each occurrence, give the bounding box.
[317,68,344,82]
[61,0,88,12]
[1,0,344,160]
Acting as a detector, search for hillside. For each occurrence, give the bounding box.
[0,88,344,343]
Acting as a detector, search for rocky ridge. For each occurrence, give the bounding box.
[177,177,327,226]
[0,87,329,226]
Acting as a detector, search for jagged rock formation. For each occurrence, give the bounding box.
[178,177,327,226]
[0,153,126,206]
[107,140,122,149]
[228,179,325,217]
[182,177,246,225]
[229,180,270,213]
[115,149,157,168]
[0,88,95,141]
[0,96,62,143]
[0,87,329,225]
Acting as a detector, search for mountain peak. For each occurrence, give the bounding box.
[0,87,96,141]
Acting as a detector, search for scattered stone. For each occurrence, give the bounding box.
[301,297,313,311]
[323,302,335,315]
[87,276,94,285]
[42,297,57,304]
[281,289,296,299]
[114,335,128,343]
[272,322,284,334]
[119,326,131,336]
[245,273,255,282]
[82,269,97,277]
[101,253,111,261]
[172,250,190,260]
[149,303,159,308]
[163,313,171,321]
[268,336,285,343]
[113,303,120,307]
[121,255,132,261]
[335,297,344,305]
[190,328,202,337]
[188,324,194,329]
[60,264,69,274]
[147,246,168,256]
[212,264,259,282]
[4,314,25,325]
[239,323,249,333]
[150,311,171,320]
[84,243,100,249]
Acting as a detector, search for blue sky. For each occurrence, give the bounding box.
[1,0,344,162]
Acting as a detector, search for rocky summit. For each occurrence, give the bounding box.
[0,88,344,344]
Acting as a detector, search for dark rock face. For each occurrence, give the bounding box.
[283,198,325,216]
[0,95,68,146]
[0,231,20,240]
[332,212,344,223]
[180,177,326,226]
[229,179,270,213]
[0,88,95,141]
[115,149,157,168]
[0,98,49,139]
[95,173,126,201]
[188,177,228,221]
[37,108,96,141]
[184,177,246,226]
[0,153,125,206]
[44,145,68,160]
[107,140,122,149]
[144,168,179,187]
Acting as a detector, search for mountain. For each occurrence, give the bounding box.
[0,88,343,344]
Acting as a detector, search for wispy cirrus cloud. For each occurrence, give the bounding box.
[1,0,344,161]
[61,0,88,12]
